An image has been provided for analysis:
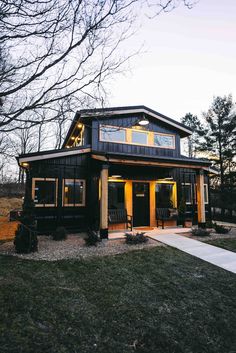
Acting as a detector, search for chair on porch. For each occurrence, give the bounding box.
[108,209,133,231]
[156,208,178,229]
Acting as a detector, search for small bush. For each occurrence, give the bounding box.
[191,228,211,237]
[14,224,38,253]
[212,223,231,234]
[52,227,67,241]
[125,232,148,245]
[85,229,100,246]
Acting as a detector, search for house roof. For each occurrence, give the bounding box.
[62,105,192,148]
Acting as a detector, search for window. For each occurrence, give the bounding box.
[154,133,175,148]
[204,184,209,204]
[131,130,148,145]
[155,183,175,208]
[108,182,125,209]
[182,183,192,204]
[63,179,86,206]
[32,178,57,207]
[194,184,209,204]
[100,125,126,143]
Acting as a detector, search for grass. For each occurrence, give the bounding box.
[0,247,236,353]
[206,238,236,253]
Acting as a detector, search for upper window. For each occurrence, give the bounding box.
[154,133,175,148]
[100,125,126,143]
[132,130,148,145]
[99,124,175,149]
[63,179,86,206]
[32,178,57,207]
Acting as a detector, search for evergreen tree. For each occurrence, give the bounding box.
[181,113,204,158]
[199,95,236,215]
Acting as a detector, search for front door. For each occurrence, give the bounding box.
[132,182,150,227]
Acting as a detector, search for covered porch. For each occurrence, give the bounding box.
[95,155,209,238]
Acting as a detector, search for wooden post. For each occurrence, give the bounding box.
[100,164,109,238]
[196,169,206,227]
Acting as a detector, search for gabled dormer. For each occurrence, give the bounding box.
[62,106,192,158]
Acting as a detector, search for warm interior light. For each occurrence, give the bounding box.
[110,175,122,178]
[22,162,29,167]
[71,136,75,140]
[164,177,174,180]
[77,123,83,128]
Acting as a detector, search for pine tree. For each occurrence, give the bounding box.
[199,95,236,215]
[181,113,204,158]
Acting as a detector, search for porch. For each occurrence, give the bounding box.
[97,160,208,238]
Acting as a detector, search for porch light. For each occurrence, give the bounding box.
[77,123,83,128]
[22,162,29,167]
[164,177,173,180]
[138,116,149,126]
[71,136,75,140]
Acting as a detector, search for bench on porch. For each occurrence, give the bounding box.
[156,208,178,229]
[108,209,133,231]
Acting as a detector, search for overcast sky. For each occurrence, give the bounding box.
[107,0,236,122]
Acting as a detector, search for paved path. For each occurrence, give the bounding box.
[149,233,236,274]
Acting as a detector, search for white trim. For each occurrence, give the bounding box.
[181,183,193,204]
[19,148,91,163]
[81,108,192,135]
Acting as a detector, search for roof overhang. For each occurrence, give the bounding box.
[91,151,212,172]
[18,146,91,164]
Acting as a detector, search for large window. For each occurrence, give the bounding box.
[32,178,57,207]
[63,179,86,206]
[154,133,175,148]
[182,183,192,204]
[155,183,175,208]
[100,125,126,143]
[99,124,175,149]
[131,130,148,145]
[108,182,125,209]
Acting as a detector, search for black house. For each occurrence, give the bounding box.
[18,106,214,237]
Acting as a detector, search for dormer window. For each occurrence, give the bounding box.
[154,133,175,149]
[100,125,126,143]
[131,130,148,145]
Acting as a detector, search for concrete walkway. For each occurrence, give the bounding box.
[149,233,236,274]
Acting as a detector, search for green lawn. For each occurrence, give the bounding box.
[206,238,236,252]
[0,247,236,353]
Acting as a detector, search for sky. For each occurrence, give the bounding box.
[107,0,236,122]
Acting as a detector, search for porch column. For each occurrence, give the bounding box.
[196,169,206,227]
[100,164,109,239]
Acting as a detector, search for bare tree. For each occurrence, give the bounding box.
[0,0,196,133]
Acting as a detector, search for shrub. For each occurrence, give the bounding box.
[125,232,148,245]
[14,197,38,254]
[191,228,211,237]
[52,227,67,241]
[85,229,100,246]
[212,223,231,234]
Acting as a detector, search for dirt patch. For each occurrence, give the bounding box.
[0,197,23,217]
[0,234,164,261]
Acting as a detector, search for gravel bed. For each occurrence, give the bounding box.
[0,234,163,261]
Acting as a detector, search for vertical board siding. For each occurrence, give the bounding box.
[92,114,181,158]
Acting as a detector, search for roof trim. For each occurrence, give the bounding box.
[18,147,91,163]
[79,105,192,135]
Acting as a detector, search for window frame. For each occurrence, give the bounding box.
[153,132,175,149]
[99,124,127,144]
[194,183,209,204]
[32,178,58,207]
[99,124,175,149]
[131,129,149,146]
[181,183,193,205]
[62,178,86,207]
